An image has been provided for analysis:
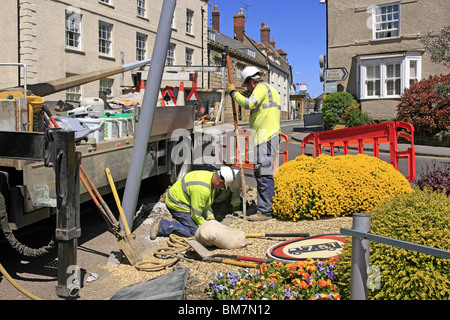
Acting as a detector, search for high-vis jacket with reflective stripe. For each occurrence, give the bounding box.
[233,82,281,146]
[165,171,216,226]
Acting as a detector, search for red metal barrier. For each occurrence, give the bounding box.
[220,129,289,173]
[301,121,416,182]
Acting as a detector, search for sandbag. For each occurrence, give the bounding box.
[194,220,246,249]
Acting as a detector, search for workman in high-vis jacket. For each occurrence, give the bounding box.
[150,166,241,239]
[227,66,281,221]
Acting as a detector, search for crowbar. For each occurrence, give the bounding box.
[246,232,310,238]
[225,46,247,219]
[186,239,263,268]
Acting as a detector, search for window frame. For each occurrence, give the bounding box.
[358,53,422,100]
[371,2,401,40]
[186,9,194,35]
[65,10,82,50]
[137,0,146,18]
[185,48,193,66]
[136,33,147,61]
[166,43,175,66]
[99,21,113,57]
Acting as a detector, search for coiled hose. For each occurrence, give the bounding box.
[0,192,56,257]
[0,191,51,300]
[134,234,192,272]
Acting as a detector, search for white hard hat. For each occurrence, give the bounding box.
[240,66,261,84]
[219,166,241,192]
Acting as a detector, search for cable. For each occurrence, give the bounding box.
[0,192,56,258]
[0,262,43,300]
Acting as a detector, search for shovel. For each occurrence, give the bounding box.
[80,165,142,265]
[105,168,143,266]
[186,239,267,268]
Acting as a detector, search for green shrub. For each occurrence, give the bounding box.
[346,110,374,127]
[322,92,357,128]
[336,188,450,300]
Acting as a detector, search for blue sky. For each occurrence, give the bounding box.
[207,0,327,99]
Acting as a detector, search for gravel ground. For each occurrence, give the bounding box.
[102,187,353,300]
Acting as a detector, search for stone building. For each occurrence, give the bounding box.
[324,0,450,120]
[0,0,208,103]
[206,6,293,123]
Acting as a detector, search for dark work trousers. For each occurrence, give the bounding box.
[158,207,198,237]
[254,135,279,216]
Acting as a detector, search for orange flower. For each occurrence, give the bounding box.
[332,285,338,291]
[247,290,252,298]
[302,272,310,280]
[300,281,309,289]
[318,280,328,287]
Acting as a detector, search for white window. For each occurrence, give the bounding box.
[65,10,81,50]
[372,2,400,40]
[66,73,81,102]
[185,48,193,66]
[100,78,114,96]
[186,9,193,35]
[136,33,147,61]
[137,0,146,18]
[99,0,112,5]
[99,21,113,56]
[236,64,244,78]
[167,43,175,66]
[358,53,421,99]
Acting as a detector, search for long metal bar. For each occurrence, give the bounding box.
[121,0,177,230]
[341,228,450,260]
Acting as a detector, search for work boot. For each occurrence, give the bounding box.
[247,212,272,222]
[149,215,162,240]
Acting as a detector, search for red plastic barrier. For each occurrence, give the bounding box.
[220,129,289,173]
[301,121,416,182]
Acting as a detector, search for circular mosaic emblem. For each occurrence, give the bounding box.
[267,234,345,262]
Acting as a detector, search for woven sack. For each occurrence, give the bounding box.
[194,220,246,249]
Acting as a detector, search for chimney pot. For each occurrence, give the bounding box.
[233,9,246,43]
[212,5,220,32]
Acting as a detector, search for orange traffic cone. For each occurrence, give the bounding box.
[139,80,145,95]
[176,82,185,106]
[158,90,165,107]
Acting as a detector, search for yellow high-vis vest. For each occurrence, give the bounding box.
[165,171,215,226]
[233,82,281,146]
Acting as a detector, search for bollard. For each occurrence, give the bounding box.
[350,213,371,300]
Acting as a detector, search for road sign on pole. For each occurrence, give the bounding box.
[325,68,348,81]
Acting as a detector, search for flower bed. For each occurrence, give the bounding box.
[273,154,413,220]
[206,258,340,300]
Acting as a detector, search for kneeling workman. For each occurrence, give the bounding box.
[150,166,241,239]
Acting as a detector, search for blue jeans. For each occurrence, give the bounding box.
[254,135,279,215]
[158,207,198,237]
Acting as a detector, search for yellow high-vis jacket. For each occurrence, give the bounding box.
[165,171,216,226]
[233,82,281,146]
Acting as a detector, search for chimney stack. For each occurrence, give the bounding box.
[212,5,220,33]
[261,22,271,44]
[233,8,245,43]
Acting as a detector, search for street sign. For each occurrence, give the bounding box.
[325,67,348,81]
[325,81,337,93]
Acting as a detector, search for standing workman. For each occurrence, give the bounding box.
[227,66,281,221]
[150,166,241,239]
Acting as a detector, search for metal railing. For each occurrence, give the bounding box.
[340,213,450,300]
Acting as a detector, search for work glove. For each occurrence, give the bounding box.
[206,215,215,221]
[226,84,236,97]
